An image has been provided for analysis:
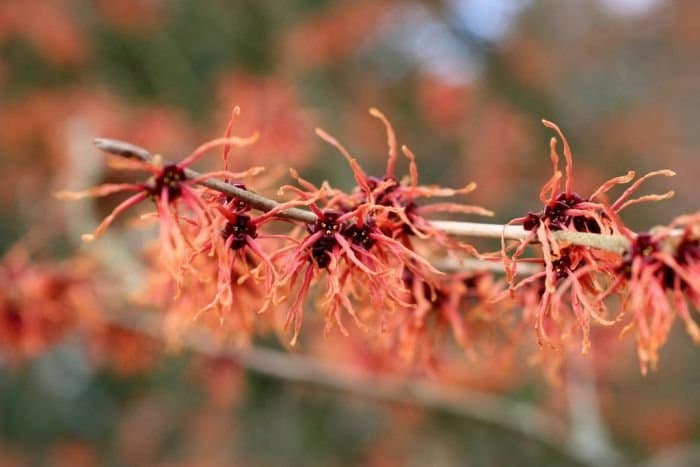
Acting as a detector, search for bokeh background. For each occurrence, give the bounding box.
[1,0,700,465]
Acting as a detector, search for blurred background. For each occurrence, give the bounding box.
[1,0,700,465]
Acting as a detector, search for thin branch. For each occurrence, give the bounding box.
[94,138,316,224]
[430,220,631,254]
[434,256,544,275]
[103,308,598,467]
[94,137,648,254]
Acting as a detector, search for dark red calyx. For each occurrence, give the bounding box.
[149,164,187,200]
[345,219,377,250]
[307,210,346,268]
[524,192,600,233]
[552,255,572,280]
[662,235,700,290]
[675,236,700,266]
[222,213,257,250]
[618,233,659,280]
[308,210,344,238]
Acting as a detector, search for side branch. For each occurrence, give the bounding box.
[94,138,634,254]
[94,138,317,224]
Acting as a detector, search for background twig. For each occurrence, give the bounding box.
[103,308,600,467]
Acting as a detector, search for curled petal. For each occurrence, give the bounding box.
[611,169,676,212]
[589,170,635,201]
[401,145,419,187]
[334,233,379,276]
[179,134,260,168]
[288,168,320,193]
[315,128,372,196]
[54,183,144,200]
[542,119,574,197]
[81,192,148,242]
[369,107,399,178]
[222,106,241,169]
[615,190,675,213]
[285,265,315,346]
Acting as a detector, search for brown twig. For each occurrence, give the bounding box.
[81,139,537,277]
[94,138,316,224]
[94,137,646,254]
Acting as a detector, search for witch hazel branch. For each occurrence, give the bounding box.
[57,107,699,374]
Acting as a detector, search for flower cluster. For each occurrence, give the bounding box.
[56,110,700,375]
[603,216,700,373]
[59,108,493,361]
[502,120,698,374]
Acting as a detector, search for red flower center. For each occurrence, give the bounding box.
[523,192,601,233]
[307,210,346,268]
[149,164,187,201]
[222,213,258,250]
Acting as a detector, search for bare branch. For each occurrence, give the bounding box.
[94,138,317,224]
[430,221,631,254]
[93,137,677,255]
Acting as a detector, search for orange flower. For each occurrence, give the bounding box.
[604,214,700,374]
[56,134,260,285]
[504,120,675,350]
[269,108,492,346]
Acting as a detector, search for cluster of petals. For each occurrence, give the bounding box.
[58,108,492,355]
[603,214,700,373]
[502,120,700,373]
[267,108,492,345]
[55,107,700,374]
[55,125,262,289]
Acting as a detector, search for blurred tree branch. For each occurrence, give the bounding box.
[103,308,604,467]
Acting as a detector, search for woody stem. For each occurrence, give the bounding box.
[94,137,637,254]
[95,138,316,224]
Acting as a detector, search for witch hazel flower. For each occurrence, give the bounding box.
[503,119,675,350]
[193,206,272,320]
[270,205,385,346]
[316,108,491,281]
[194,189,324,324]
[0,242,102,362]
[176,108,291,319]
[599,213,700,374]
[281,206,443,348]
[507,120,674,283]
[317,108,493,249]
[56,133,261,286]
[269,108,494,346]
